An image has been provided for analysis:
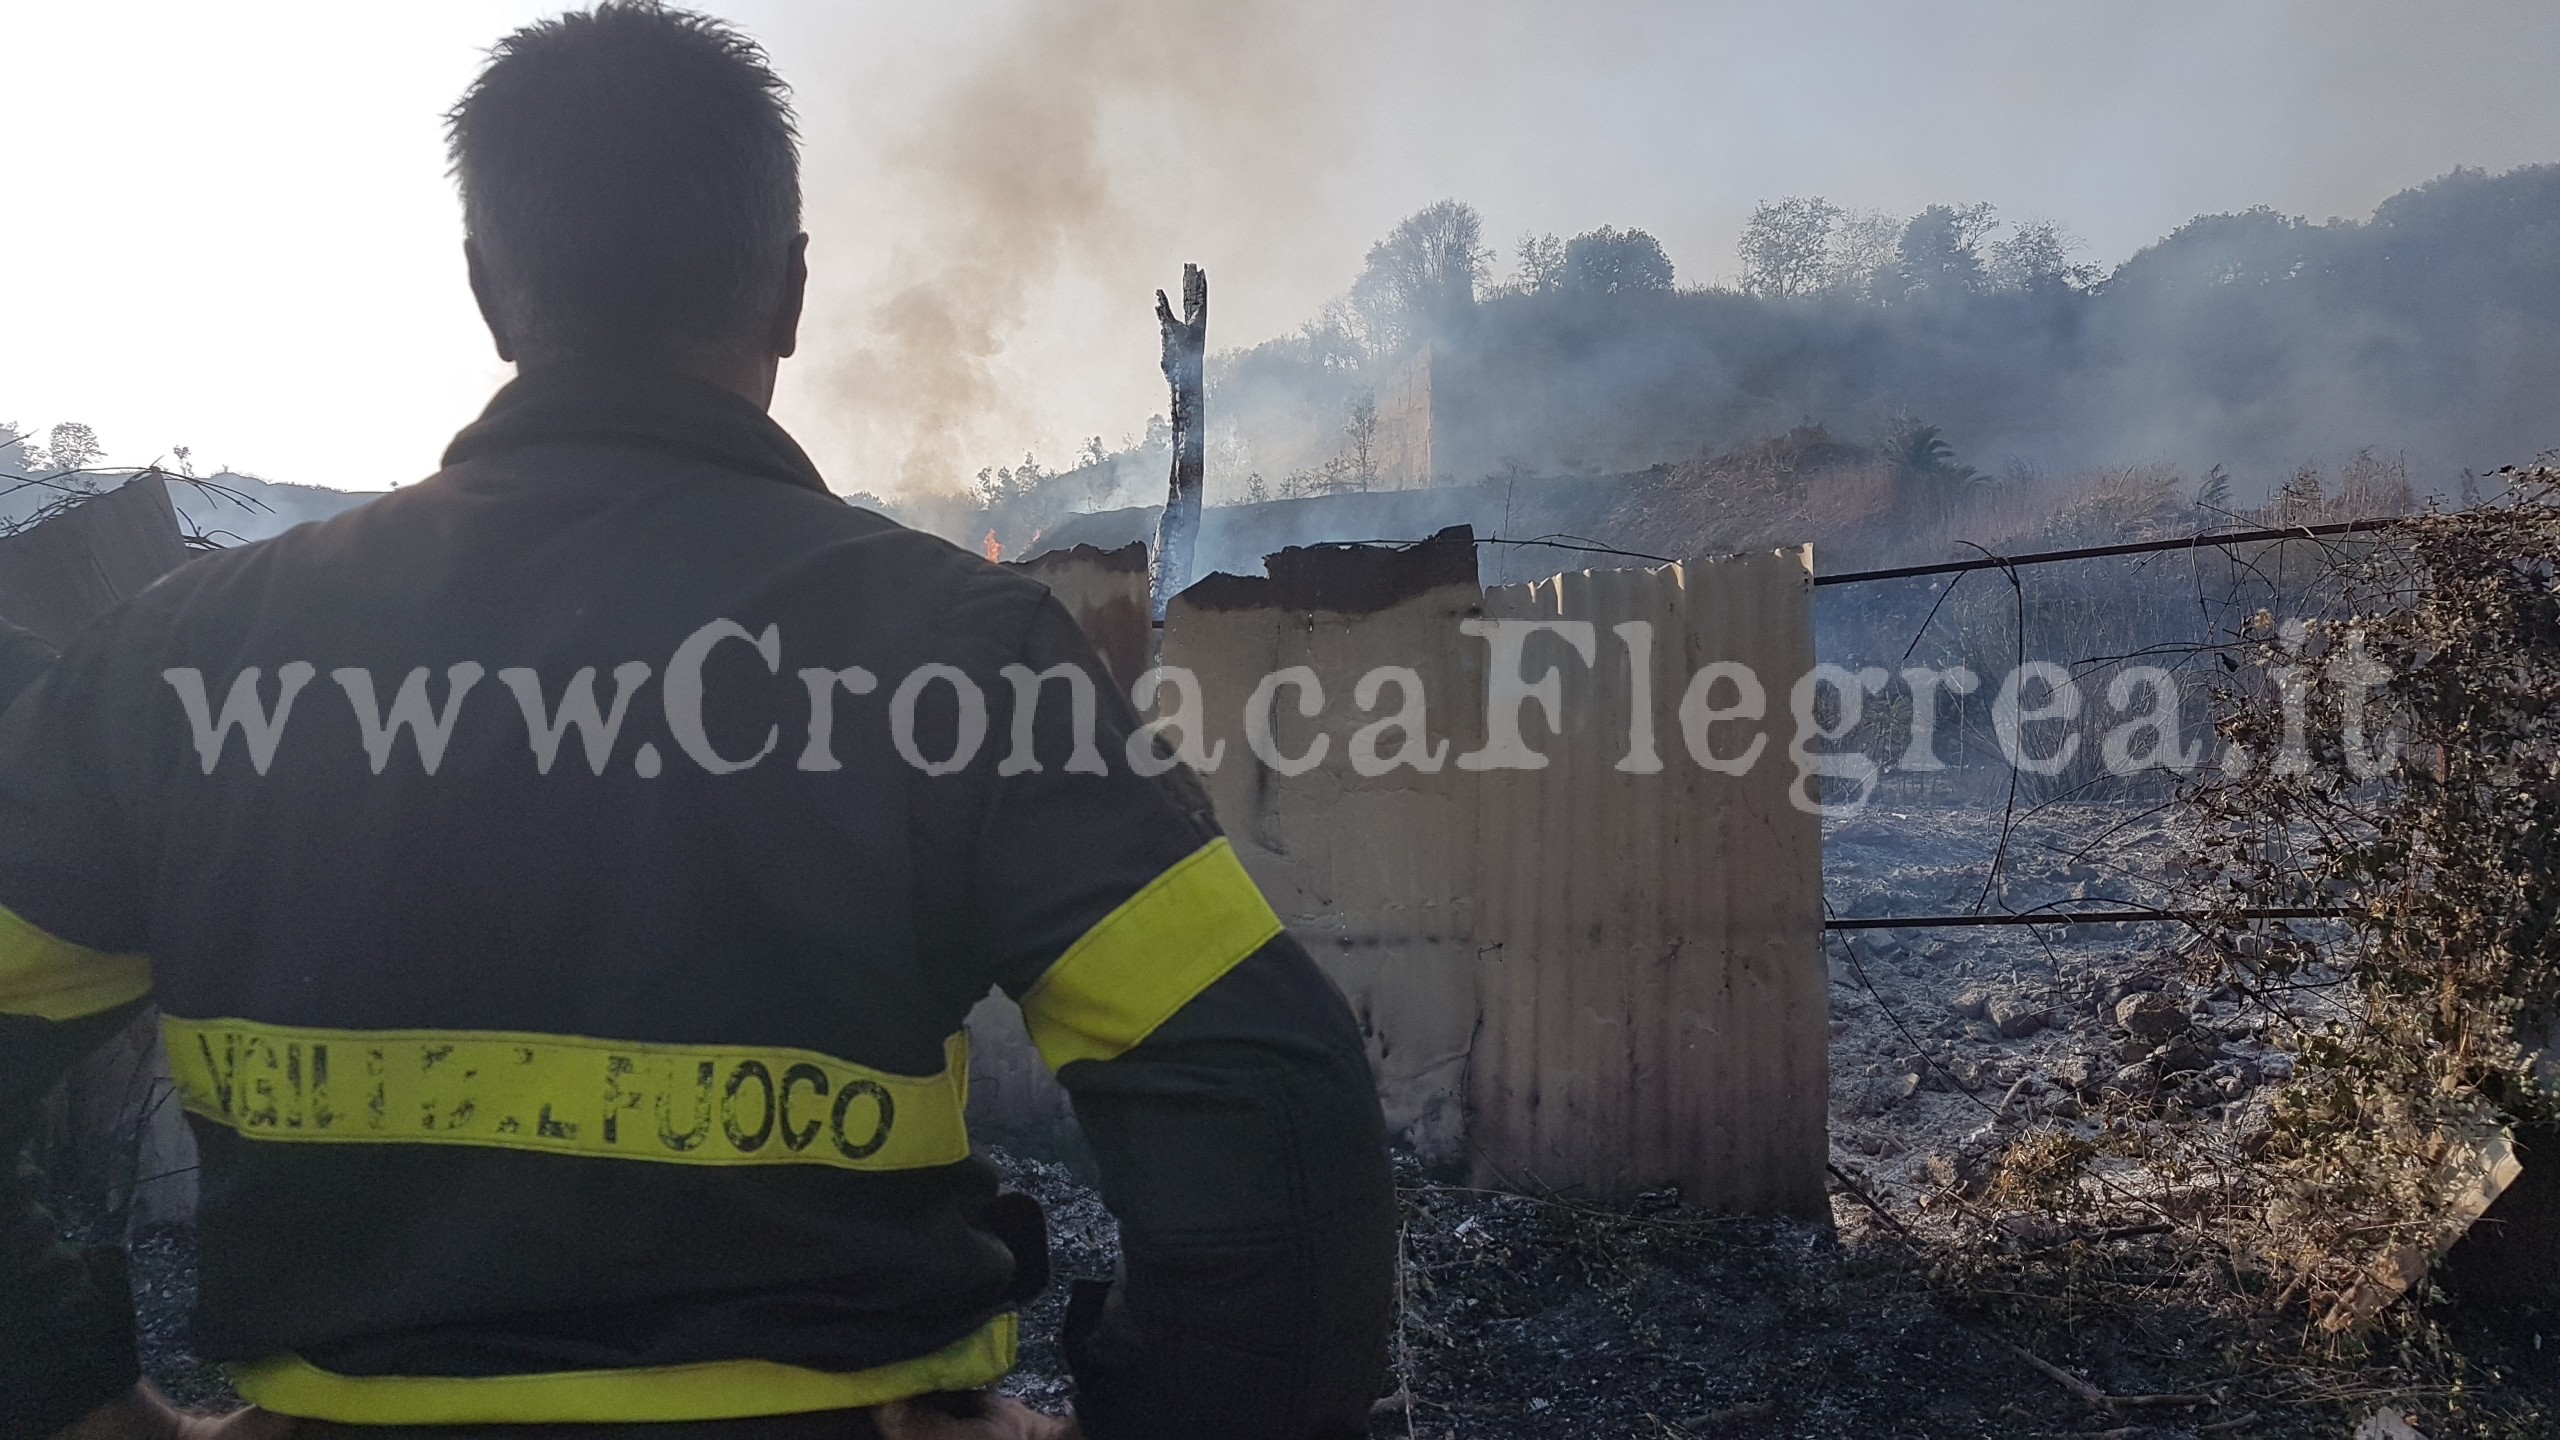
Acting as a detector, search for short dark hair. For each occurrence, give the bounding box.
[448,3,800,361]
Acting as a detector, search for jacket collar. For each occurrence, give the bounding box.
[441,362,830,495]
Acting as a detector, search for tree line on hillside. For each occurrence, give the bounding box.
[1211,194,2093,421]
[0,421,134,533]
[1189,164,2560,509]
[1733,198,2097,303]
[2,422,109,481]
[1325,201,1679,358]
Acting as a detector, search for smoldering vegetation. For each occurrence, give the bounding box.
[950,162,2560,566]
[1809,451,2420,811]
[1214,163,2560,492]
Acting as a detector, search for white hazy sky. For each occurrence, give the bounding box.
[6,0,2559,495]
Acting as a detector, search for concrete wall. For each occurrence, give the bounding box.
[995,532,1827,1214]
[1372,344,1435,488]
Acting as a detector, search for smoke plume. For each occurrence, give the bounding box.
[810,0,1332,500]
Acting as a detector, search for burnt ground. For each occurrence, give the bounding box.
[980,1145,2560,1439]
[108,799,2560,1434]
[118,1151,2560,1440]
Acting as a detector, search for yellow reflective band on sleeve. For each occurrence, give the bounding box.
[163,1017,971,1173]
[0,902,149,1021]
[1020,836,1284,1070]
[231,1313,1015,1424]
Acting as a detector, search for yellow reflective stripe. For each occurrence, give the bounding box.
[231,1314,1014,1424]
[0,902,149,1021]
[1020,837,1283,1069]
[163,1017,971,1173]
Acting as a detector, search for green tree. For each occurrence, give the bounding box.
[39,421,104,476]
[1349,199,1492,355]
[1565,226,1675,294]
[1513,232,1567,294]
[1892,203,1999,298]
[1737,196,1840,299]
[1821,208,1902,297]
[1343,392,1380,489]
[1987,219,2096,293]
[1885,417,1978,486]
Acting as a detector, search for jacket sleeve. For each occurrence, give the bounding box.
[960,598,1394,1440]
[0,636,156,1440]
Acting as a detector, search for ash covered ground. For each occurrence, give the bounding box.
[1820,801,2274,1218]
[121,801,2560,1435]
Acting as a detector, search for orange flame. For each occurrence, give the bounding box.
[982,529,1003,562]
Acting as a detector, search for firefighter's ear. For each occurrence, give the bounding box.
[464,239,517,364]
[770,232,808,361]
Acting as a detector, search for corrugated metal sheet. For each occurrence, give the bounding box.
[0,473,191,645]
[1467,551,1825,1214]
[976,534,1826,1215]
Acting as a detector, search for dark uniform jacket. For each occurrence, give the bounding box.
[0,622,50,714]
[0,366,1394,1439]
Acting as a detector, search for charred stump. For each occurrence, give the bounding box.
[1148,264,1207,625]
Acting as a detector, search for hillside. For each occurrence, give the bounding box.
[1197,164,2560,504]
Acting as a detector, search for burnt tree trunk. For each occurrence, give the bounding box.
[1148,264,1207,625]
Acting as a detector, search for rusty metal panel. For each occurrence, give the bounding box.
[0,473,191,645]
[1466,549,1825,1214]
